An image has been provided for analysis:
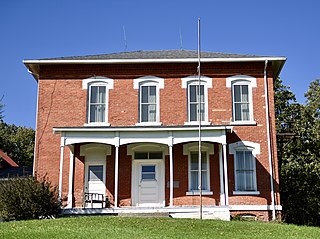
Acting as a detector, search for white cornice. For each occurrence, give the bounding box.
[23,57,286,65]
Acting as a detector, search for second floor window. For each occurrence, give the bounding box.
[89,84,107,123]
[227,75,256,123]
[182,76,212,125]
[233,84,250,121]
[189,84,205,122]
[140,85,157,122]
[134,76,164,125]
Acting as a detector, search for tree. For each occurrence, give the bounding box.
[276,78,320,226]
[0,122,35,167]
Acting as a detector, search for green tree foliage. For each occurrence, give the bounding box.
[0,121,35,167]
[276,78,320,226]
[0,176,60,221]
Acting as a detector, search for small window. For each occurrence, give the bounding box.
[88,165,104,181]
[141,165,156,180]
[135,151,163,160]
[235,151,257,191]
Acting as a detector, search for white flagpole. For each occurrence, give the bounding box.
[197,17,203,220]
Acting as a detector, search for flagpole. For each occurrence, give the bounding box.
[197,17,203,220]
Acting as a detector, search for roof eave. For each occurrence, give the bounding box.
[23,56,286,81]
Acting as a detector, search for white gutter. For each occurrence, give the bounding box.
[53,125,233,133]
[264,60,276,220]
[23,57,286,65]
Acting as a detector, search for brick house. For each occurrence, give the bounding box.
[24,50,285,220]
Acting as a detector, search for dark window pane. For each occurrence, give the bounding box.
[135,152,148,159]
[149,152,163,159]
[88,165,103,181]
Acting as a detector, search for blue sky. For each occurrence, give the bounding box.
[0,0,319,128]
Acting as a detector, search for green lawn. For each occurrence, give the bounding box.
[0,216,319,239]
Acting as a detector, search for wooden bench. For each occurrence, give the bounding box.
[84,193,109,208]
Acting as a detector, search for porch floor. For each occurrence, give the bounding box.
[61,206,230,220]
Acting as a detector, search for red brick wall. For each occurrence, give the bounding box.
[34,62,279,214]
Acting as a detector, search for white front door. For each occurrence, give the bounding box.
[84,149,106,208]
[87,165,105,194]
[139,163,159,204]
[133,160,164,207]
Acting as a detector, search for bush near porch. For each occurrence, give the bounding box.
[0,216,319,239]
[0,176,60,221]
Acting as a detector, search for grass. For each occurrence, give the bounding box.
[0,216,319,239]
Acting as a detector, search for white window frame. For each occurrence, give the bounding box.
[183,142,214,195]
[229,141,260,195]
[226,75,256,125]
[134,76,164,126]
[82,77,114,126]
[182,76,212,125]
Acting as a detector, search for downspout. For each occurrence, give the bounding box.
[264,60,276,220]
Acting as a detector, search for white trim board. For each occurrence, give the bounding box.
[229,205,282,211]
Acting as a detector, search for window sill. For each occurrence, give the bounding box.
[233,191,260,195]
[135,122,162,126]
[84,123,111,127]
[230,121,256,126]
[186,191,213,196]
[184,121,211,126]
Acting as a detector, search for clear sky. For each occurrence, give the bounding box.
[0,0,319,128]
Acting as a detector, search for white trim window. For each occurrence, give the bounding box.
[234,150,256,191]
[229,141,260,195]
[183,142,214,195]
[134,76,164,125]
[140,84,157,123]
[182,76,212,125]
[226,75,256,124]
[88,83,107,123]
[189,151,209,191]
[83,77,114,126]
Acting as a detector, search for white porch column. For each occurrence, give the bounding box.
[219,144,225,206]
[67,150,74,208]
[169,135,174,207]
[222,143,229,206]
[58,136,65,199]
[114,134,120,208]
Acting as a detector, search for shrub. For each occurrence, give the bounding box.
[0,176,61,221]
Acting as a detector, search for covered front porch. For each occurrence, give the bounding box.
[54,125,233,219]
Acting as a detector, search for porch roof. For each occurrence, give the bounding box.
[53,125,233,146]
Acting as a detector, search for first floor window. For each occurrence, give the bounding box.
[235,150,256,191]
[89,84,107,123]
[189,151,209,191]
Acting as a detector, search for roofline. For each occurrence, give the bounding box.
[53,125,233,133]
[24,56,286,81]
[23,57,286,65]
